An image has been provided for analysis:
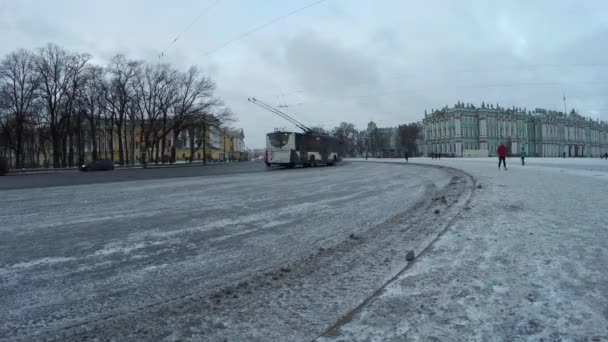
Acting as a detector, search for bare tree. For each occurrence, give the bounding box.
[399,123,420,156]
[80,65,106,161]
[34,44,75,168]
[171,66,218,163]
[156,67,179,163]
[1,44,234,169]
[186,106,233,163]
[0,49,39,168]
[332,122,356,157]
[105,55,140,165]
[64,52,91,166]
[132,63,166,164]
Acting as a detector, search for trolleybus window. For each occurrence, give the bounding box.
[269,132,290,148]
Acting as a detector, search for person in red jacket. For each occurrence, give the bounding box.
[497,143,507,170]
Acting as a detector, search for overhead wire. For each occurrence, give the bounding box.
[267,80,608,108]
[248,97,312,132]
[202,0,332,56]
[159,0,222,59]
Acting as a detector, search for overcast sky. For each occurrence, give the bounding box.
[2,0,608,148]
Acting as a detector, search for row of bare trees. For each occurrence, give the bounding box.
[331,121,421,158]
[0,43,234,169]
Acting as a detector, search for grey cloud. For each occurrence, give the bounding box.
[4,0,608,148]
[285,31,381,97]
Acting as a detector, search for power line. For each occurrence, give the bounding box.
[269,80,608,108]
[203,0,332,56]
[242,63,608,100]
[159,0,222,59]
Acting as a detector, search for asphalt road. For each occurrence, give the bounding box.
[0,161,267,190]
[0,162,453,340]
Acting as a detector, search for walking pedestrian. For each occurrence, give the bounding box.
[404,152,409,163]
[521,147,526,166]
[497,143,507,170]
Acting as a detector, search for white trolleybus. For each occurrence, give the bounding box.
[248,97,341,168]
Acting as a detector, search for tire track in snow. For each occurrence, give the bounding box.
[49,163,475,342]
[317,162,476,340]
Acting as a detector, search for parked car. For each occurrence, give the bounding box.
[79,160,115,172]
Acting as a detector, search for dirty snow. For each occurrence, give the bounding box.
[320,157,608,341]
[3,158,606,341]
[0,162,452,340]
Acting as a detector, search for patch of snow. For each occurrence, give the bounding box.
[1,256,76,270]
[321,158,608,341]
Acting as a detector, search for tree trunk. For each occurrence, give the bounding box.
[68,131,76,167]
[117,123,124,165]
[77,112,84,166]
[161,114,167,164]
[154,140,160,164]
[15,119,23,169]
[140,119,147,166]
[90,119,98,161]
[189,128,195,163]
[160,134,166,164]
[124,123,129,165]
[36,142,41,168]
[103,126,107,160]
[202,124,207,165]
[67,116,74,167]
[171,131,178,164]
[61,133,68,168]
[130,120,135,165]
[109,126,114,163]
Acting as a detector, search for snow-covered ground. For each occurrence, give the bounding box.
[321,157,608,341]
[3,158,606,341]
[0,162,458,341]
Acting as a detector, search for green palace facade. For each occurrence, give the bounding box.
[420,102,608,157]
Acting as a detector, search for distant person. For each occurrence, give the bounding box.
[605,152,608,160]
[497,143,507,170]
[563,152,566,159]
[521,147,526,166]
[438,153,441,160]
[404,152,409,163]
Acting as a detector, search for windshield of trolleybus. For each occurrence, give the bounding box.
[268,132,290,148]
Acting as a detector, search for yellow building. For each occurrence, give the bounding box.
[35,110,247,167]
[81,123,245,164]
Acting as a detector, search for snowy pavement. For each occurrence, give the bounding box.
[321,158,608,341]
[3,158,606,341]
[0,162,460,341]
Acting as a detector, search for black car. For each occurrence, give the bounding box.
[79,160,115,172]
